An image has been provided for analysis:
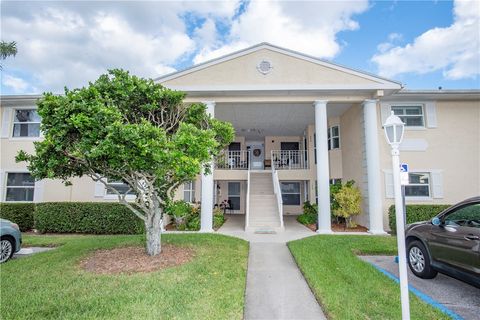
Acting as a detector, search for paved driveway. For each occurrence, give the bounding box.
[360,255,480,320]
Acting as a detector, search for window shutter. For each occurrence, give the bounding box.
[431,171,444,198]
[33,180,44,202]
[380,103,391,126]
[384,171,394,198]
[425,102,437,128]
[0,170,4,201]
[94,180,105,197]
[1,108,12,138]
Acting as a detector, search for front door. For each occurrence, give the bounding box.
[248,143,264,170]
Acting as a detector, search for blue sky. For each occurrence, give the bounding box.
[1,0,479,94]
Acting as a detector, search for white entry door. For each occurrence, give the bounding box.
[248,143,264,170]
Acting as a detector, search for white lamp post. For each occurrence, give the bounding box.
[383,111,410,320]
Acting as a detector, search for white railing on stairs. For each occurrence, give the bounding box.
[271,164,284,229]
[245,151,250,230]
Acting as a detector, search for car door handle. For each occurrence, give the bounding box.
[464,235,480,241]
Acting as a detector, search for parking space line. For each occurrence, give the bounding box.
[371,264,464,320]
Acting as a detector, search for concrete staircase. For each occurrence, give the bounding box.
[247,171,283,233]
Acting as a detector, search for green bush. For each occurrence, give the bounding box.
[297,201,317,225]
[388,204,451,234]
[332,184,362,228]
[0,203,35,231]
[35,202,144,234]
[165,200,193,228]
[213,214,225,229]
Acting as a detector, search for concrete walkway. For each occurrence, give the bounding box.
[218,215,327,320]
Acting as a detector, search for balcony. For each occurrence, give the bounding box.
[271,150,308,170]
[215,150,250,170]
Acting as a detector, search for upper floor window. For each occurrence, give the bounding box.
[391,105,424,127]
[328,126,340,150]
[183,181,195,203]
[12,109,41,137]
[5,172,35,201]
[106,180,135,195]
[405,173,430,198]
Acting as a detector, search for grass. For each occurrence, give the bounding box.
[288,235,451,320]
[1,233,249,320]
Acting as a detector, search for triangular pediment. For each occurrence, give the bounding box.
[156,43,401,91]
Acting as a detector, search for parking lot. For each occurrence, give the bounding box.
[360,255,480,320]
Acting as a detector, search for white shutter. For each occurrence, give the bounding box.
[0,170,5,201]
[384,171,394,198]
[380,103,391,125]
[425,102,437,128]
[33,180,45,202]
[94,180,105,197]
[431,171,444,198]
[1,108,12,138]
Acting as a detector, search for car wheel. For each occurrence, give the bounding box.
[407,240,437,279]
[0,238,14,263]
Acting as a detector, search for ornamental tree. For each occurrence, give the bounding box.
[17,69,234,255]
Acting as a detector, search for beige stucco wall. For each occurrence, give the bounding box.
[378,100,480,225]
[163,48,382,88]
[264,135,302,160]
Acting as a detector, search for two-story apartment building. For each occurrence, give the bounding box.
[1,43,479,233]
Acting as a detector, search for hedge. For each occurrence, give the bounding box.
[35,202,144,234]
[388,204,451,234]
[0,203,35,231]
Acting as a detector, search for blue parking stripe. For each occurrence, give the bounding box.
[371,264,464,320]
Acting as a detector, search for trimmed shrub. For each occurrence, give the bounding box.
[0,203,35,231]
[213,214,225,229]
[35,202,144,234]
[388,204,451,234]
[297,201,318,225]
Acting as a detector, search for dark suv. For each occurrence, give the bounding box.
[405,196,480,288]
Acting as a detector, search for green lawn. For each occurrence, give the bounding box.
[1,233,248,320]
[288,235,451,320]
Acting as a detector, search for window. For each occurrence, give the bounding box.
[12,109,41,137]
[328,126,340,150]
[329,178,342,185]
[391,105,424,127]
[405,173,430,197]
[106,180,135,195]
[281,182,301,205]
[445,203,480,228]
[5,172,35,201]
[183,181,195,203]
[313,134,317,164]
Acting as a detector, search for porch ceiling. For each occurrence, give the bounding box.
[215,102,351,140]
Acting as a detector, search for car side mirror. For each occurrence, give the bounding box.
[431,217,442,226]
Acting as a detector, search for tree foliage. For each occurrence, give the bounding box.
[17,69,234,254]
[332,183,362,228]
[0,41,17,69]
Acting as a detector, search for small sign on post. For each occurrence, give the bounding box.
[400,163,409,186]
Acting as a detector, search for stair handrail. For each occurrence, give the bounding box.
[271,151,284,228]
[245,161,251,230]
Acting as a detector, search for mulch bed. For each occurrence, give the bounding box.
[80,244,195,275]
[305,223,369,232]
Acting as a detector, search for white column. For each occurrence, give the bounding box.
[200,101,215,232]
[363,99,386,234]
[314,100,332,234]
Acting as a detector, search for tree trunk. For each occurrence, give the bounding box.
[145,211,162,256]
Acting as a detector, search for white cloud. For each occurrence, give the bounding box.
[193,0,369,63]
[1,0,369,93]
[372,0,480,80]
[2,74,30,93]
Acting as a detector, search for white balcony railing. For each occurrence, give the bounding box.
[271,150,308,170]
[215,150,250,170]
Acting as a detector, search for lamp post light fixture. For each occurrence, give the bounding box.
[383,111,411,320]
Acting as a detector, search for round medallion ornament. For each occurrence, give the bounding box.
[253,149,262,157]
[257,60,273,75]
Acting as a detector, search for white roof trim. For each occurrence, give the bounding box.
[155,42,402,88]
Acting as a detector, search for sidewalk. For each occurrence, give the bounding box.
[218,216,327,320]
